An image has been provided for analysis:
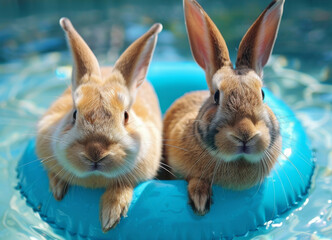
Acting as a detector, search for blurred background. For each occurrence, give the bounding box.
[0,0,332,239]
[1,0,332,71]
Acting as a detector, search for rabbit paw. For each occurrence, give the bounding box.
[48,172,69,201]
[100,186,133,232]
[188,178,212,215]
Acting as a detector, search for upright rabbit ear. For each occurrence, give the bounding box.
[184,0,232,93]
[113,23,162,97]
[60,18,101,90]
[236,0,285,77]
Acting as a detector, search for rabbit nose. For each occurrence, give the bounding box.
[229,134,246,145]
[85,141,107,162]
[229,132,260,146]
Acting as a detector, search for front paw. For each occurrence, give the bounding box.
[100,186,133,232]
[187,178,212,215]
[48,172,69,201]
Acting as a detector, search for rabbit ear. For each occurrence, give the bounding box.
[60,18,101,90]
[113,23,162,97]
[184,0,232,92]
[235,0,284,77]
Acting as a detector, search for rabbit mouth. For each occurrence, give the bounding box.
[215,150,265,163]
[198,134,266,163]
[199,130,266,163]
[90,162,102,171]
[71,161,133,178]
[79,155,136,178]
[236,145,252,154]
[88,162,108,173]
[237,152,265,163]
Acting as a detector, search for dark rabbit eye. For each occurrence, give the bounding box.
[124,111,129,124]
[73,110,77,121]
[214,90,220,105]
[261,89,265,100]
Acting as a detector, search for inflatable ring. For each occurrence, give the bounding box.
[17,62,314,239]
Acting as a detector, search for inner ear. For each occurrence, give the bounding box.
[184,0,232,93]
[113,23,162,98]
[235,0,285,76]
[59,17,101,90]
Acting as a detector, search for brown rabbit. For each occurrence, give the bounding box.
[163,0,284,215]
[36,18,162,231]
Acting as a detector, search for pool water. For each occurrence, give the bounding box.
[1,0,332,239]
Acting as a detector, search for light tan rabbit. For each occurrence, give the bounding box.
[36,18,162,231]
[163,0,284,215]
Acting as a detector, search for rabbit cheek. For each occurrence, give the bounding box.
[61,121,74,133]
[101,146,128,175]
[66,143,92,174]
[214,128,237,156]
[195,103,218,145]
[201,105,218,124]
[255,120,271,152]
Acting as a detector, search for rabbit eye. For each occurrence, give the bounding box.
[214,90,220,105]
[124,111,129,124]
[73,110,77,121]
[261,89,265,100]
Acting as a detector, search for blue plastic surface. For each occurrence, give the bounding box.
[17,62,314,239]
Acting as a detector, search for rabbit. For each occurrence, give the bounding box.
[36,17,163,232]
[163,0,284,215]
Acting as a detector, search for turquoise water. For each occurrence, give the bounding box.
[1,0,332,239]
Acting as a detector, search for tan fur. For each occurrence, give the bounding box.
[163,0,284,215]
[99,183,133,232]
[36,18,162,231]
[37,80,161,188]
[164,89,281,187]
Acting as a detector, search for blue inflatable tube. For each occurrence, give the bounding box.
[17,62,314,239]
